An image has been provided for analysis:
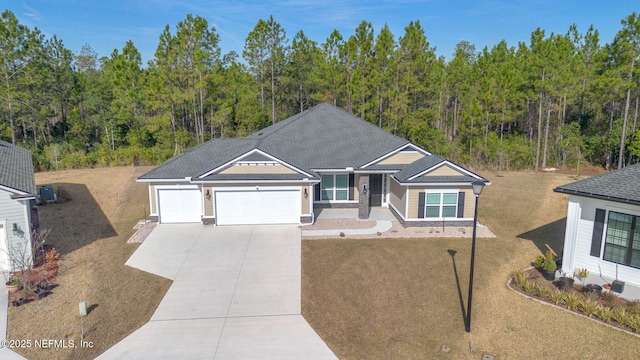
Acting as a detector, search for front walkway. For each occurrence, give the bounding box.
[98,224,336,359]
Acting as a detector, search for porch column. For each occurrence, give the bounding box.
[358,174,370,219]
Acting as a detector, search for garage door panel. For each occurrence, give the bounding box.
[159,189,202,223]
[216,190,300,225]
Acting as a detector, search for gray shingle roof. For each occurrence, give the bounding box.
[0,140,36,195]
[250,103,410,170]
[393,155,446,182]
[198,174,309,181]
[139,139,259,180]
[140,103,410,180]
[139,102,489,184]
[554,163,640,205]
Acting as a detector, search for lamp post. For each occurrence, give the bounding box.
[465,180,485,333]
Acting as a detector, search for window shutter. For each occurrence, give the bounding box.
[590,208,606,257]
[417,192,426,218]
[314,183,320,202]
[457,192,465,218]
[349,174,354,200]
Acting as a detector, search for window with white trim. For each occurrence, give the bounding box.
[321,174,349,201]
[603,211,640,268]
[424,192,458,218]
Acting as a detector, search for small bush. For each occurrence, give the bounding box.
[612,307,629,326]
[512,269,528,288]
[549,289,564,306]
[521,279,535,294]
[601,291,618,305]
[563,292,582,311]
[627,300,640,316]
[580,298,599,317]
[596,304,614,322]
[626,314,640,333]
[533,282,551,298]
[56,186,72,202]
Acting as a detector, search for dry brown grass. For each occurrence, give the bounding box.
[8,166,171,360]
[302,171,640,359]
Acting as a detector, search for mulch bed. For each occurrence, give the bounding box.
[517,267,632,307]
[7,244,59,306]
[508,267,639,335]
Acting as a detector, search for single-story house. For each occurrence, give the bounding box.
[138,102,489,226]
[554,163,640,287]
[0,140,37,272]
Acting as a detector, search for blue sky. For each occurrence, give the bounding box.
[4,1,639,65]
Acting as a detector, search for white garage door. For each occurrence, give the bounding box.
[158,189,202,223]
[215,189,300,225]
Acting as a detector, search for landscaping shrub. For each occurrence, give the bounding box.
[512,269,528,288]
[626,314,640,333]
[549,289,564,306]
[563,292,582,311]
[612,307,629,326]
[510,269,640,333]
[580,298,599,317]
[596,304,614,322]
[534,282,551,298]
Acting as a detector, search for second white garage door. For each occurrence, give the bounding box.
[215,189,300,225]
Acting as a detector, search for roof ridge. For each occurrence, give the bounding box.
[256,104,318,140]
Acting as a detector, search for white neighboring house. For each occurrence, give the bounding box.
[554,163,640,287]
[0,140,37,272]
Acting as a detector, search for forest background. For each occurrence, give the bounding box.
[2,9,640,173]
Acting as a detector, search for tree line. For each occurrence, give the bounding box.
[2,9,640,172]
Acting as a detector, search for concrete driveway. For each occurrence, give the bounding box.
[98,224,336,359]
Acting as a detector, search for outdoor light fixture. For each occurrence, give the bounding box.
[466,180,485,332]
[472,180,485,196]
[205,189,211,200]
[363,185,367,194]
[12,223,19,236]
[304,188,308,198]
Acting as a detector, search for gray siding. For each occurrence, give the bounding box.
[0,189,33,271]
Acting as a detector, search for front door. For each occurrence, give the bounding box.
[369,174,382,207]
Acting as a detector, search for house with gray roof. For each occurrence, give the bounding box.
[0,140,37,272]
[139,102,489,226]
[554,163,640,288]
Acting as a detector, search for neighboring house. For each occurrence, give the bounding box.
[0,140,37,272]
[554,163,640,287]
[139,103,489,226]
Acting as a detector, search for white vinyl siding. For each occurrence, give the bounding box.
[561,195,640,287]
[0,189,33,271]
